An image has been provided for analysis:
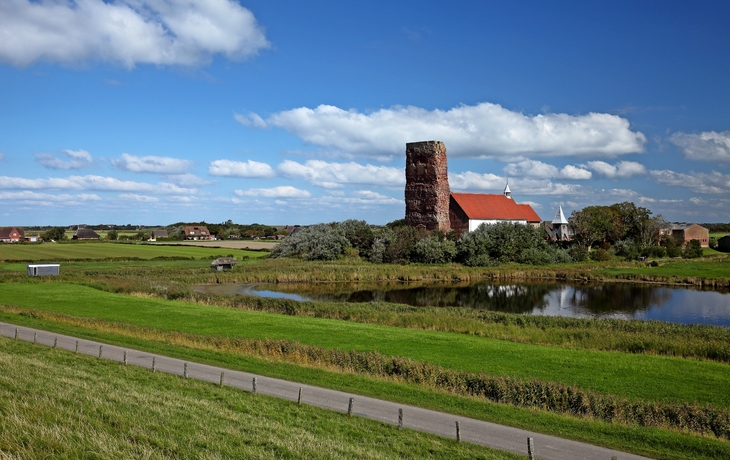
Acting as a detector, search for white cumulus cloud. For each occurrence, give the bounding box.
[237,102,646,159]
[0,0,270,68]
[208,159,276,178]
[503,159,591,180]
[649,170,730,194]
[0,174,194,194]
[277,160,404,188]
[112,153,191,174]
[586,160,646,179]
[234,186,311,198]
[35,149,93,170]
[670,131,730,163]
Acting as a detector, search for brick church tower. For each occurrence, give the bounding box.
[404,141,451,232]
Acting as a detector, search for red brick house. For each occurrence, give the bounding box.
[660,223,710,247]
[183,226,212,240]
[0,227,24,243]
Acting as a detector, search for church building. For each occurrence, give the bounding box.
[404,141,541,236]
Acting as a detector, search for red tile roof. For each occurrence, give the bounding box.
[451,193,541,222]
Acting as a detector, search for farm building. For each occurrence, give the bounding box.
[73,228,101,240]
[660,223,710,247]
[0,227,25,243]
[151,229,168,239]
[183,226,212,240]
[211,257,238,271]
[717,235,730,253]
[27,264,60,276]
[404,141,541,236]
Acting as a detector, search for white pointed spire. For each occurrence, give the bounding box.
[503,178,512,199]
[552,205,568,225]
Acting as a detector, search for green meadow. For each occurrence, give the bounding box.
[0,241,268,262]
[1,241,730,459]
[0,337,520,460]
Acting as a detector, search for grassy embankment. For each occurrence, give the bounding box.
[1,283,729,459]
[1,243,730,458]
[0,337,520,459]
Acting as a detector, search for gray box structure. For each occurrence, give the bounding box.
[27,264,60,276]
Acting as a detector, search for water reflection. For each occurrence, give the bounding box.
[194,281,730,327]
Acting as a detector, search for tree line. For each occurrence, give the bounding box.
[271,201,708,265]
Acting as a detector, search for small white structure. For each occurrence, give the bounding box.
[27,264,60,276]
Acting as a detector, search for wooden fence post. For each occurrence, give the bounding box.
[252,377,257,394]
[184,363,188,378]
[219,372,225,386]
[53,337,57,348]
[527,437,535,460]
[75,340,79,353]
[398,408,403,430]
[455,421,461,442]
[33,332,37,343]
[347,397,354,416]
[15,328,18,340]
[123,351,128,366]
[298,387,303,405]
[98,345,103,358]
[152,357,156,373]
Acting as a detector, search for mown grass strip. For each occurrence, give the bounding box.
[0,336,520,460]
[0,242,268,262]
[1,283,728,409]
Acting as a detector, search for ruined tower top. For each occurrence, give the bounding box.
[404,141,451,232]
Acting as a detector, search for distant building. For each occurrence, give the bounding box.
[404,141,541,236]
[717,235,730,253]
[211,257,238,271]
[543,206,572,241]
[151,229,168,239]
[660,223,709,247]
[449,189,542,235]
[0,227,25,243]
[183,226,212,240]
[73,228,101,240]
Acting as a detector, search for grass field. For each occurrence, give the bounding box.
[1,282,727,408]
[0,337,521,460]
[2,242,730,458]
[0,241,269,262]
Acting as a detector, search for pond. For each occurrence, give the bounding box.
[194,281,730,327]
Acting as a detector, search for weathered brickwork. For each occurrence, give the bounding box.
[404,141,451,232]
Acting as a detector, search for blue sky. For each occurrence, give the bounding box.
[1,0,729,227]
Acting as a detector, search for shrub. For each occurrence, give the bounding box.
[613,239,640,261]
[588,249,612,261]
[339,220,374,259]
[567,245,588,262]
[683,239,703,259]
[412,236,456,264]
[270,224,349,261]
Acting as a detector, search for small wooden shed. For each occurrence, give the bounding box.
[27,264,60,276]
[211,257,238,271]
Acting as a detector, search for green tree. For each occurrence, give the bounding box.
[339,220,374,258]
[270,224,349,261]
[106,229,118,241]
[569,206,620,249]
[42,227,67,241]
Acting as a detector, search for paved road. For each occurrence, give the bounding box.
[1,322,651,460]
